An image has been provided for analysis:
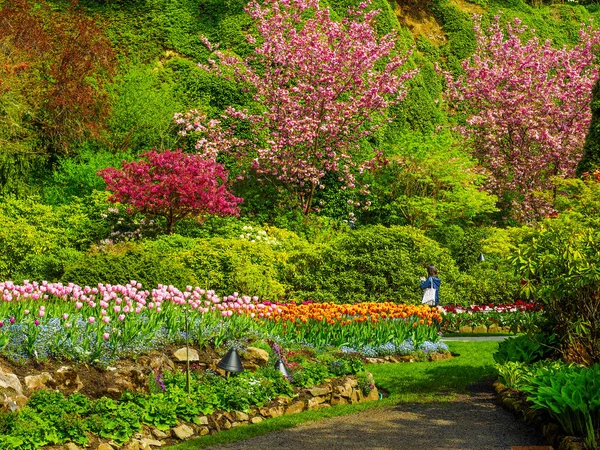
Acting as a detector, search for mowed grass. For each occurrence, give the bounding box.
[167,341,499,449]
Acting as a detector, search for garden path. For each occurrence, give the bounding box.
[442,336,510,342]
[204,380,547,450]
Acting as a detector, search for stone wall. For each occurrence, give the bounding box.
[70,375,380,450]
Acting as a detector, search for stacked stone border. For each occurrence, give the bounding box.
[456,325,512,334]
[61,374,380,450]
[493,380,585,450]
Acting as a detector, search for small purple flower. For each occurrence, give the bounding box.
[154,370,166,393]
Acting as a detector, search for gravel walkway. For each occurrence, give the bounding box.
[205,380,547,450]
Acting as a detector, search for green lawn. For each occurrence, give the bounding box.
[167,341,499,449]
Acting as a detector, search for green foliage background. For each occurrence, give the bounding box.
[0,0,598,305]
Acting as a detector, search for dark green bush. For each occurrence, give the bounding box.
[62,242,197,288]
[286,225,468,304]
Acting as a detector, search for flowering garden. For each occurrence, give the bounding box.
[0,281,447,364]
[1,0,600,448]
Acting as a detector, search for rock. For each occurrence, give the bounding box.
[233,411,249,421]
[136,353,176,373]
[98,444,115,450]
[24,372,54,391]
[171,347,200,363]
[221,420,232,430]
[473,325,488,333]
[123,440,141,450]
[458,326,473,334]
[259,405,284,418]
[365,388,380,402]
[198,426,210,435]
[331,395,348,406]
[141,438,163,447]
[2,394,28,411]
[487,324,501,333]
[285,401,305,414]
[307,387,330,397]
[172,424,195,440]
[151,428,170,439]
[65,443,80,450]
[276,396,291,406]
[349,389,362,404]
[250,416,263,424]
[318,403,331,409]
[0,366,23,397]
[430,352,449,361]
[54,366,83,394]
[240,347,269,370]
[307,397,321,410]
[231,421,247,428]
[198,416,209,426]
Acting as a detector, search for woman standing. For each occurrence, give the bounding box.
[420,265,441,306]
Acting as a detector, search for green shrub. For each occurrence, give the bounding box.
[62,242,197,288]
[40,145,132,205]
[286,225,468,304]
[108,64,184,153]
[493,334,555,365]
[178,236,288,300]
[13,248,83,284]
[0,197,94,279]
[515,212,600,364]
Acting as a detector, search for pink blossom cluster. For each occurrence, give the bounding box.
[0,280,279,320]
[179,0,416,214]
[444,16,600,222]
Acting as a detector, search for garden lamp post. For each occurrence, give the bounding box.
[274,358,291,379]
[217,347,244,376]
[478,253,485,263]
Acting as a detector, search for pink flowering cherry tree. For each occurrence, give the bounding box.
[98,149,242,234]
[178,0,417,215]
[444,16,600,222]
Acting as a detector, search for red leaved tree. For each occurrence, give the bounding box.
[0,0,115,155]
[444,17,600,222]
[178,0,416,214]
[98,150,243,234]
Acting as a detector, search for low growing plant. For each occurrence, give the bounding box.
[521,364,600,449]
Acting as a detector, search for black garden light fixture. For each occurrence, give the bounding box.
[274,358,291,379]
[478,253,485,263]
[217,347,244,374]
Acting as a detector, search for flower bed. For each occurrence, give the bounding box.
[0,281,443,364]
[0,352,380,450]
[0,280,452,449]
[440,301,542,334]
